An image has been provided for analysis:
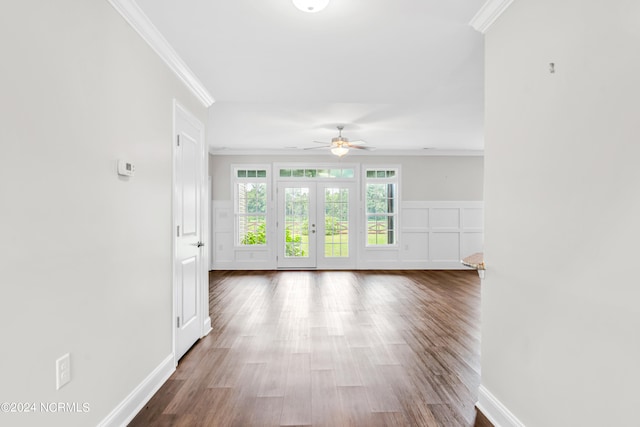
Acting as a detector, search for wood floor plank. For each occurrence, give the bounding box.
[310,370,342,427]
[249,396,284,427]
[128,270,484,427]
[280,353,312,426]
[331,336,363,387]
[337,386,372,426]
[256,345,290,398]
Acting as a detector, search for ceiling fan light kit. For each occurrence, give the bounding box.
[292,0,330,13]
[331,146,349,157]
[304,125,372,157]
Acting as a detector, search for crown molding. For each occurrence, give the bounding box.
[107,0,215,107]
[208,147,484,157]
[469,0,516,34]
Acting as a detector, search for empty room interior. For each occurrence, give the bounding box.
[2,0,639,426]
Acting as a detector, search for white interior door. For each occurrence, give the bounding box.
[277,182,317,268]
[174,103,205,361]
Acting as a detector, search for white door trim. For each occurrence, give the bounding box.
[172,100,210,367]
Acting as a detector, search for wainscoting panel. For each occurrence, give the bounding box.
[211,200,274,270]
[402,205,429,230]
[431,207,461,229]
[463,207,484,230]
[236,250,270,262]
[430,232,461,262]
[462,232,484,259]
[394,201,484,269]
[401,232,429,261]
[211,200,483,270]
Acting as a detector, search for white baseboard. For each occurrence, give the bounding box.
[405,261,472,270]
[477,385,526,427]
[98,354,175,427]
[203,316,212,336]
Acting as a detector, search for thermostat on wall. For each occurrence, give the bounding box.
[117,159,135,177]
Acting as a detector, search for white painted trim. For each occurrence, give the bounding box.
[209,177,214,271]
[477,385,526,427]
[210,261,470,271]
[203,316,212,336]
[107,0,215,107]
[210,148,484,157]
[469,0,516,34]
[358,261,469,270]
[98,354,175,427]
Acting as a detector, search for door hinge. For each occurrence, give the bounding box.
[177,317,181,328]
[177,225,180,237]
[177,135,180,146]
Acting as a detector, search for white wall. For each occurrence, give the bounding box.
[482,0,640,426]
[210,154,484,201]
[209,155,483,269]
[0,1,207,426]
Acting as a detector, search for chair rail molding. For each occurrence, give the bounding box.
[469,0,516,33]
[107,0,215,107]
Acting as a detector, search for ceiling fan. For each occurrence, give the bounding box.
[305,125,372,157]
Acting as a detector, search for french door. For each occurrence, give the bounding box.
[277,181,356,269]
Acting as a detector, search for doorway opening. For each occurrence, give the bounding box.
[275,167,357,270]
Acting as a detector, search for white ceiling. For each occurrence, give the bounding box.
[136,0,485,156]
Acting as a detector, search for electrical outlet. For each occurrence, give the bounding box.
[56,353,71,390]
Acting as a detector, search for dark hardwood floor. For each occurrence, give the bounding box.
[130,270,488,426]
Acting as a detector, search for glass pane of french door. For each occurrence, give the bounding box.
[284,187,310,258]
[277,183,317,268]
[323,187,349,258]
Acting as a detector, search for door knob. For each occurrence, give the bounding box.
[192,241,205,247]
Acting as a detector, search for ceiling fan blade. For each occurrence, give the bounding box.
[303,145,330,150]
[348,140,367,145]
[349,145,374,150]
[313,140,331,144]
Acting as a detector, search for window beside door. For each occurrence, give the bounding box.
[324,187,350,257]
[234,167,269,246]
[365,169,398,246]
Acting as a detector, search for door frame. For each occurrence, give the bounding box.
[273,163,360,270]
[316,181,358,270]
[172,100,211,367]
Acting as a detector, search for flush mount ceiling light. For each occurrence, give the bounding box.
[292,0,330,13]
